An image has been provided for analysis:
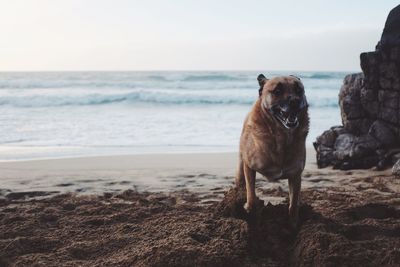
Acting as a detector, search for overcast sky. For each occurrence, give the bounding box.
[0,0,398,71]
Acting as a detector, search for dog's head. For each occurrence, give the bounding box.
[257,74,308,129]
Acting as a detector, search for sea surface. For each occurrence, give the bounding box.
[0,71,347,161]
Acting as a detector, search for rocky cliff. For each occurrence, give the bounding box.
[314,5,400,170]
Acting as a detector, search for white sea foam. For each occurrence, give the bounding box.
[0,88,339,108]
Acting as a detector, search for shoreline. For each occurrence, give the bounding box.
[0,149,394,203]
[0,145,317,163]
[0,151,241,201]
[0,145,239,163]
[0,142,321,163]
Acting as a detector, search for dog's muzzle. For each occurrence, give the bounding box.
[269,96,307,129]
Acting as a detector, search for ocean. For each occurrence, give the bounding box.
[0,71,346,161]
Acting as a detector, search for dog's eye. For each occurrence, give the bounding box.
[295,87,304,95]
[273,89,282,96]
[294,81,304,95]
[273,84,283,96]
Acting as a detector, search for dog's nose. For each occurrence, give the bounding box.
[287,96,300,110]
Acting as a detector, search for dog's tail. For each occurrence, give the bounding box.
[235,155,245,189]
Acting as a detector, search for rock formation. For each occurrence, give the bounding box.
[314,5,400,170]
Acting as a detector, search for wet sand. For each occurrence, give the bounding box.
[2,149,393,203]
[0,150,399,266]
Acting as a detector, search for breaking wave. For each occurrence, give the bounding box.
[0,90,338,108]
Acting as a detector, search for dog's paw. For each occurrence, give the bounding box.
[243,202,254,213]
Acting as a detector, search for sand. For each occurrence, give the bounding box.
[0,149,399,266]
[1,149,392,202]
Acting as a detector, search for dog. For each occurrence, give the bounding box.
[236,74,309,226]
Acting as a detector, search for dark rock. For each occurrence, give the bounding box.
[331,125,346,136]
[339,73,370,134]
[353,135,380,157]
[350,119,374,135]
[360,86,377,103]
[333,134,378,160]
[333,133,355,161]
[378,106,398,124]
[360,52,381,73]
[393,77,400,90]
[368,120,397,147]
[315,126,342,148]
[314,126,346,168]
[378,5,400,49]
[390,46,400,60]
[314,5,400,170]
[334,155,378,170]
[378,90,398,108]
[332,134,380,170]
[315,145,335,168]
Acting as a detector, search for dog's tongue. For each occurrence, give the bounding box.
[287,113,297,123]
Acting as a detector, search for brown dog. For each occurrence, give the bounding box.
[236,74,309,226]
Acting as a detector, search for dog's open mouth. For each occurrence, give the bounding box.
[268,97,307,129]
[273,109,299,129]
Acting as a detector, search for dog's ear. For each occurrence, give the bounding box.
[257,74,268,97]
[257,74,268,86]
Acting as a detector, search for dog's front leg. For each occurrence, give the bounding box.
[243,164,256,213]
[288,175,301,228]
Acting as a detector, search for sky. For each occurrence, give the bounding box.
[0,0,398,71]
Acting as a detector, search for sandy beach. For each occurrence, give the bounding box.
[1,148,391,203]
[1,149,399,266]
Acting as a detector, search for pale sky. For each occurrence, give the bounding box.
[0,0,398,71]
